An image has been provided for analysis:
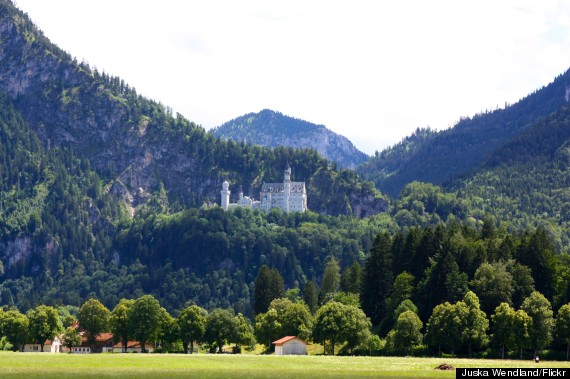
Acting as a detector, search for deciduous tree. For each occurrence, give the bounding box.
[129,295,162,353]
[204,308,237,353]
[2,310,28,352]
[388,310,423,355]
[521,291,554,357]
[313,301,370,355]
[27,305,62,352]
[491,302,514,359]
[462,291,489,357]
[78,299,110,352]
[555,303,570,360]
[110,298,134,353]
[511,309,532,359]
[62,325,82,351]
[177,304,207,354]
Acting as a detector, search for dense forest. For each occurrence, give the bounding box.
[1,0,570,359]
[3,222,570,359]
[357,68,570,197]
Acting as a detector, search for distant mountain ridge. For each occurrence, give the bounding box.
[358,69,570,196]
[0,1,385,218]
[211,109,369,169]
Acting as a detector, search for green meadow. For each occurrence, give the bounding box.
[1,353,570,378]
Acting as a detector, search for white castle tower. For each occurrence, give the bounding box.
[220,180,230,211]
[284,164,291,213]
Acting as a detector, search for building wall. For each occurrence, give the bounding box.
[72,347,91,354]
[282,340,307,355]
[23,338,62,353]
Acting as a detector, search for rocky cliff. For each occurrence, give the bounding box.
[212,110,369,170]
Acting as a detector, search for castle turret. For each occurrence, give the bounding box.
[221,180,230,211]
[284,165,291,213]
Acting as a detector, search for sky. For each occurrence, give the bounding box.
[13,0,570,155]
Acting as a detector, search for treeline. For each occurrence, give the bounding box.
[4,285,570,359]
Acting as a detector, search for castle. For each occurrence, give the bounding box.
[221,166,308,213]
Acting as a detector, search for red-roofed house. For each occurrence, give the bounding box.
[113,340,155,353]
[71,332,114,354]
[272,336,307,355]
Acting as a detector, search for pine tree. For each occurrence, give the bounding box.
[340,260,362,294]
[253,265,284,315]
[320,257,340,303]
[361,232,393,326]
[303,280,319,314]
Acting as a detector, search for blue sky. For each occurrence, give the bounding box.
[14,0,570,155]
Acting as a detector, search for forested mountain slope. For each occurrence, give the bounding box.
[358,69,570,197]
[0,0,388,314]
[212,109,369,169]
[449,104,570,249]
[0,1,385,218]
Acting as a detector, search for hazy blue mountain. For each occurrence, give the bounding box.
[211,109,369,169]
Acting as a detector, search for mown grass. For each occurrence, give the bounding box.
[1,352,569,378]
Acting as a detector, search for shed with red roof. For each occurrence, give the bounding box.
[272,336,307,355]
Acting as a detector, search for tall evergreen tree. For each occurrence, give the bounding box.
[253,265,284,315]
[303,280,319,314]
[340,260,362,294]
[416,248,458,320]
[516,228,557,300]
[361,232,393,326]
[320,257,340,303]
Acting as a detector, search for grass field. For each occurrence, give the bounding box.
[1,353,570,378]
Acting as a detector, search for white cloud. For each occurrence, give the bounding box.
[15,0,570,154]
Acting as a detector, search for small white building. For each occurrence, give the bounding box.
[23,336,63,353]
[272,336,307,355]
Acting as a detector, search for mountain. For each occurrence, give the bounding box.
[449,104,570,249]
[211,109,369,169]
[0,1,385,218]
[0,0,390,312]
[357,70,570,197]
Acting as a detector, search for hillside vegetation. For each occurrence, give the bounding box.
[358,70,570,196]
